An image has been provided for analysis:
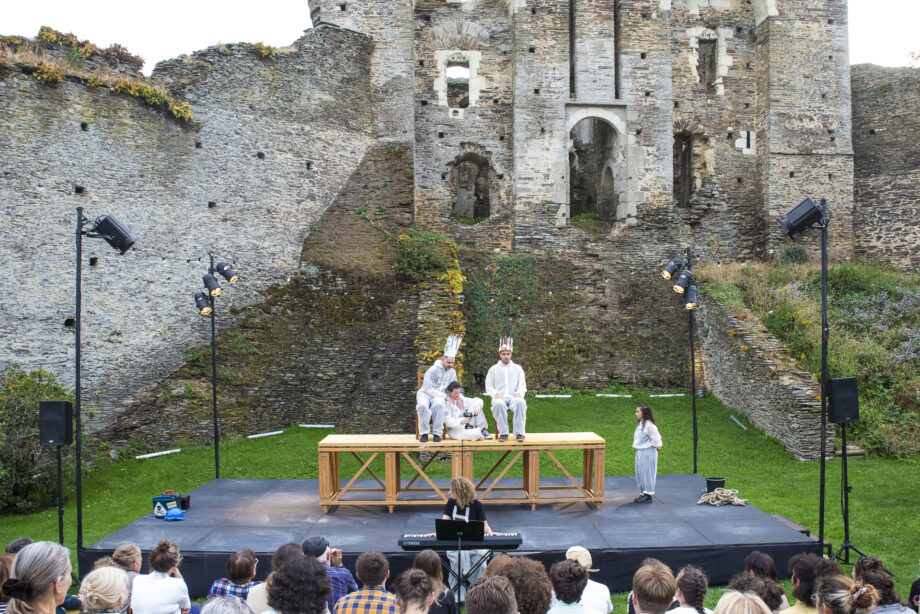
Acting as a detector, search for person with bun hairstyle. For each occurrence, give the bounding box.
[633,404,662,504]
[79,567,128,614]
[855,570,911,614]
[391,570,434,614]
[411,551,456,614]
[1,553,15,614]
[813,576,877,614]
[1,541,72,614]
[130,540,191,614]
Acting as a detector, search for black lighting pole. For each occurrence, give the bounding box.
[778,196,829,551]
[74,207,135,555]
[686,247,698,475]
[193,254,240,480]
[209,254,220,479]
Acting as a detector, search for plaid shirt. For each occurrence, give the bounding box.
[325,563,359,611]
[333,586,397,614]
[207,577,262,600]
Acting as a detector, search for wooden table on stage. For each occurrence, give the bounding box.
[317,432,606,512]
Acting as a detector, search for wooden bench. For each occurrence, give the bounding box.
[318,432,606,512]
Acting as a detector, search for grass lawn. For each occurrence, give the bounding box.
[1,392,917,601]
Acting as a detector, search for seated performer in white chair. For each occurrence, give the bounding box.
[443,381,490,441]
[416,335,461,442]
[486,336,527,442]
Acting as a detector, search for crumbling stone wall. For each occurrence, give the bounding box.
[0,25,376,434]
[699,298,826,460]
[851,64,920,269]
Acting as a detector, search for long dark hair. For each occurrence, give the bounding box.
[637,404,655,425]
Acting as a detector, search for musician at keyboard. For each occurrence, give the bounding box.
[442,477,493,600]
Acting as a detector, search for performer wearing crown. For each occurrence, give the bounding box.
[416,335,461,442]
[486,337,527,442]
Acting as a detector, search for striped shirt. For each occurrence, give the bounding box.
[333,586,397,614]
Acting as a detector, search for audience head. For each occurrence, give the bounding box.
[1,554,15,604]
[449,477,476,509]
[412,550,444,591]
[484,554,513,577]
[727,575,784,613]
[302,537,330,563]
[632,558,677,614]
[549,560,588,606]
[852,557,884,580]
[3,541,72,614]
[150,540,182,574]
[201,595,254,614]
[495,556,552,614]
[788,553,822,606]
[112,544,142,573]
[713,591,772,614]
[814,559,843,581]
[744,552,777,580]
[466,576,517,614]
[814,575,878,614]
[676,565,709,614]
[226,549,258,585]
[856,570,901,607]
[92,557,116,570]
[78,566,128,613]
[267,556,330,614]
[4,540,33,556]
[392,569,434,614]
[271,543,305,573]
[565,547,598,573]
[355,551,389,587]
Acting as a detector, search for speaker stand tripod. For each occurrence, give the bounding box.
[829,422,869,563]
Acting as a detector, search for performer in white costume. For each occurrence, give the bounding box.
[443,381,489,441]
[416,335,461,442]
[486,337,527,442]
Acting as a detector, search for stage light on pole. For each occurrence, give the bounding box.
[778,197,824,236]
[661,258,683,280]
[673,269,693,294]
[685,285,699,311]
[90,215,136,254]
[215,262,239,283]
[195,292,212,315]
[203,274,223,297]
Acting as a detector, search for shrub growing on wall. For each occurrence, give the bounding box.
[0,366,74,514]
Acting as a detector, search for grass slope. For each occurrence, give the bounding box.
[2,393,917,599]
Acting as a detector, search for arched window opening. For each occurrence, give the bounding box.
[568,118,619,221]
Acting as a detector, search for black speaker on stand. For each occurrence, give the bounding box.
[827,378,870,563]
[39,400,72,545]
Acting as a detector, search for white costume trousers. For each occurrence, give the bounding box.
[491,397,527,435]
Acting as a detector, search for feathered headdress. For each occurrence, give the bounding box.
[444,335,462,358]
[498,336,514,352]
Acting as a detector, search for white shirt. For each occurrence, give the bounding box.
[633,421,662,449]
[580,579,613,614]
[485,360,527,398]
[130,572,190,614]
[671,606,712,614]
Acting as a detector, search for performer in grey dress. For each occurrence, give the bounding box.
[633,404,662,503]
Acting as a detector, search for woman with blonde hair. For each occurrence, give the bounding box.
[441,477,494,601]
[1,541,72,614]
[79,567,128,614]
[110,545,141,614]
[713,591,772,614]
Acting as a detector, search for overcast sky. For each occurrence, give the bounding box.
[2,0,917,74]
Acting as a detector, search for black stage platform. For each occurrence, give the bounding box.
[80,474,819,596]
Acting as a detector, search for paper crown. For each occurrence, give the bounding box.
[498,336,514,352]
[444,335,462,358]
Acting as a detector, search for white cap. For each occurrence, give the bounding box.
[444,335,462,358]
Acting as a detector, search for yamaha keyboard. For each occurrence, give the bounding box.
[398,533,522,551]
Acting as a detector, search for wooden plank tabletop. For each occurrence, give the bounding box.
[318,432,605,448]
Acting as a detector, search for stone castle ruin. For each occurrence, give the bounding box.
[0,0,914,452]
